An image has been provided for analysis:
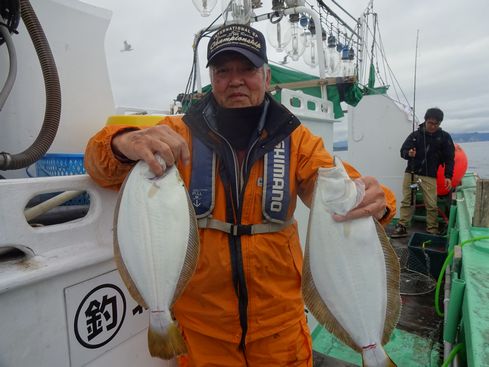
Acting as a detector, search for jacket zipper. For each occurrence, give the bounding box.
[200,110,295,349]
[202,114,241,209]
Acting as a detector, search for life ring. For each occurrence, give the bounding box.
[437,144,468,195]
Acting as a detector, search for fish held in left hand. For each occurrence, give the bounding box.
[114,162,199,359]
[303,157,400,367]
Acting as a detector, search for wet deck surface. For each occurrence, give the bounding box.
[386,221,444,341]
[313,350,358,367]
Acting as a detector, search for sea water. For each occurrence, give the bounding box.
[459,141,489,179]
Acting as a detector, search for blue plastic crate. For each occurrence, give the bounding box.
[36,153,86,177]
[34,153,89,206]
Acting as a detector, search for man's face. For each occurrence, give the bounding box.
[425,118,440,133]
[210,53,271,108]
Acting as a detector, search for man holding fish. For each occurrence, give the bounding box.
[85,24,396,367]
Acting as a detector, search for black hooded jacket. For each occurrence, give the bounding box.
[400,123,455,178]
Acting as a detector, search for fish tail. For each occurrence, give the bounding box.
[148,320,187,359]
[361,345,397,367]
[386,356,397,367]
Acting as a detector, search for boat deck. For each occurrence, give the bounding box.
[313,350,357,367]
[388,221,444,340]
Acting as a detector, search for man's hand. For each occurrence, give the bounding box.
[333,176,386,222]
[408,148,416,158]
[111,125,190,176]
[445,178,452,190]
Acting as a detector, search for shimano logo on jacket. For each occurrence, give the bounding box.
[270,141,286,212]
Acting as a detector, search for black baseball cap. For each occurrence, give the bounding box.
[207,24,268,68]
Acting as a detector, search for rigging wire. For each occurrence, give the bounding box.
[181,0,414,117]
[181,11,224,111]
[329,0,358,24]
[346,2,412,109]
[359,12,369,83]
[374,22,412,107]
[375,33,390,92]
[353,8,405,104]
[370,12,391,89]
[305,0,360,47]
[317,0,414,112]
[316,0,359,38]
[377,32,401,101]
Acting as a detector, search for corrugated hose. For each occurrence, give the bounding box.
[0,0,61,171]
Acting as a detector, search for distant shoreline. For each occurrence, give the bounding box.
[333,132,489,151]
[450,132,489,143]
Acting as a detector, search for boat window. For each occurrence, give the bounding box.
[289,96,301,108]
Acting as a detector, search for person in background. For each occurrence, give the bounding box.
[85,24,396,367]
[391,107,455,238]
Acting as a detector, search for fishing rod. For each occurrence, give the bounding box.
[410,29,420,208]
[412,29,419,133]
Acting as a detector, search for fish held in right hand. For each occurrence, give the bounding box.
[112,125,190,176]
[114,162,199,359]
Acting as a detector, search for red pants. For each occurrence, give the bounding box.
[177,319,312,367]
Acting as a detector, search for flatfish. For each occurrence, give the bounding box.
[114,162,199,359]
[302,157,400,367]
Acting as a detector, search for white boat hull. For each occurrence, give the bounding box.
[0,175,176,366]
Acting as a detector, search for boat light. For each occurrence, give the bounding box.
[341,45,354,76]
[266,12,291,52]
[326,34,339,75]
[222,0,253,25]
[271,0,285,11]
[299,14,309,28]
[302,31,317,68]
[192,0,218,17]
[285,14,306,61]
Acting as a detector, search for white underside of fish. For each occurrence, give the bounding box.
[303,158,399,367]
[114,162,199,359]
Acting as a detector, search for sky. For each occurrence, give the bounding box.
[80,0,489,140]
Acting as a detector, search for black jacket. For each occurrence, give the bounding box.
[400,123,455,178]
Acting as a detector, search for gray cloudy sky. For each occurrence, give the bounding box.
[81,0,489,138]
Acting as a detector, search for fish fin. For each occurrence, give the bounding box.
[302,239,360,353]
[113,171,149,309]
[172,188,200,305]
[374,219,401,345]
[113,234,148,308]
[148,321,187,359]
[386,356,398,367]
